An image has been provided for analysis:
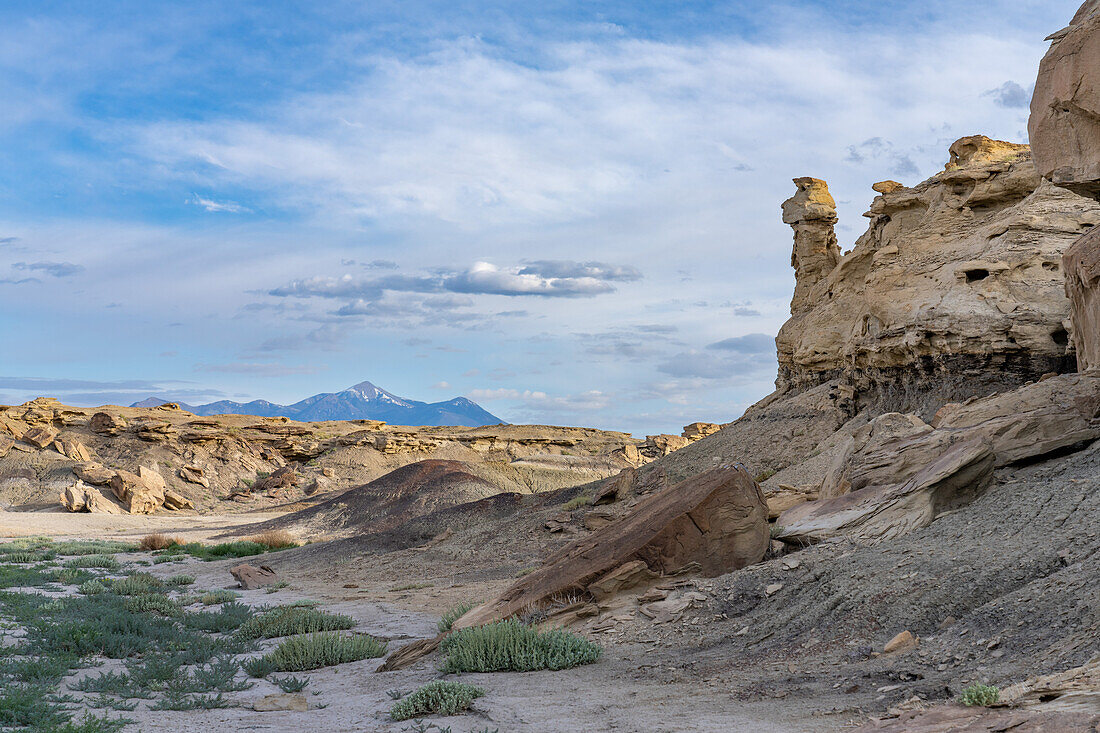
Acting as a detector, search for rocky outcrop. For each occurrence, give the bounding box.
[456,464,767,628]
[777,438,995,544]
[61,481,124,514]
[1030,4,1100,372]
[776,137,1100,418]
[777,372,1100,543]
[89,412,126,435]
[681,422,720,442]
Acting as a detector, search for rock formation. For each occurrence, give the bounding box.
[781,177,840,314]
[776,136,1100,417]
[1030,1,1100,371]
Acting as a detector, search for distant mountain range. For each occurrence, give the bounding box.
[131,381,504,427]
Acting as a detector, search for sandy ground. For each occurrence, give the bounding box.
[0,512,849,733]
[0,507,285,542]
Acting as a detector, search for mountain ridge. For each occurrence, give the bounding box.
[130,380,505,427]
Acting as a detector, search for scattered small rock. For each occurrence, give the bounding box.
[230,564,279,590]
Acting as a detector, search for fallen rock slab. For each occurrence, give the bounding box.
[21,425,58,449]
[777,438,995,544]
[230,564,278,590]
[884,630,918,654]
[460,463,767,629]
[73,462,113,486]
[162,489,194,510]
[54,436,91,462]
[178,465,210,489]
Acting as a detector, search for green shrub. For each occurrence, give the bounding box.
[241,655,277,678]
[166,574,195,586]
[4,550,55,563]
[236,605,355,640]
[960,683,1000,707]
[264,632,387,671]
[65,555,120,570]
[440,618,601,673]
[182,602,254,633]
[438,602,474,633]
[390,680,485,721]
[124,593,180,617]
[78,580,109,595]
[754,468,777,482]
[109,572,164,596]
[200,590,239,605]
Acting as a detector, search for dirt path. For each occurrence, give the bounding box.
[0,508,284,542]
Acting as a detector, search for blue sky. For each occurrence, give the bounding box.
[0,1,1079,434]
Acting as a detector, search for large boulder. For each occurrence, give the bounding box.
[109,468,166,514]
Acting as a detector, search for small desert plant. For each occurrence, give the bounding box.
[271,674,310,692]
[438,602,474,633]
[139,534,182,551]
[242,655,278,678]
[560,495,589,511]
[247,530,298,549]
[183,602,254,633]
[754,468,777,482]
[264,631,387,671]
[201,590,239,605]
[65,554,120,570]
[389,680,485,721]
[78,579,109,595]
[390,582,432,592]
[959,683,1000,707]
[124,593,181,616]
[166,574,195,586]
[236,605,355,640]
[109,572,165,596]
[440,618,601,673]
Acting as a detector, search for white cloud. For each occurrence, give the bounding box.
[187,195,251,213]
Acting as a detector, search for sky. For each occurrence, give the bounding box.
[0,0,1081,435]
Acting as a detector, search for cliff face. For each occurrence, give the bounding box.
[1031,0,1100,371]
[775,135,1100,417]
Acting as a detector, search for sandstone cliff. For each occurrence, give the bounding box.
[775,135,1100,417]
[1031,0,1100,371]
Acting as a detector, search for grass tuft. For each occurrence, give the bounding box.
[438,602,474,633]
[270,674,310,692]
[440,618,601,673]
[247,530,298,549]
[389,680,484,721]
[263,631,386,671]
[139,534,182,551]
[236,605,355,640]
